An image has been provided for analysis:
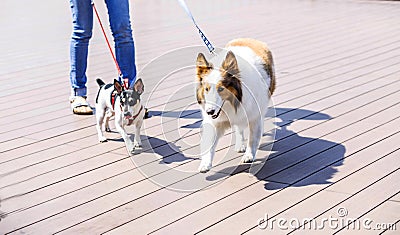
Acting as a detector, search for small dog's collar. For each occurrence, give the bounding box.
[127,105,144,126]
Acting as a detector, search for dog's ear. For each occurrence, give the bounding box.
[196,53,212,82]
[114,79,123,94]
[196,53,209,67]
[133,78,144,95]
[221,51,242,112]
[221,51,239,78]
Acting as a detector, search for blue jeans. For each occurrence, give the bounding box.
[69,0,136,98]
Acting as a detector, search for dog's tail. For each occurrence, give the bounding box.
[96,78,106,87]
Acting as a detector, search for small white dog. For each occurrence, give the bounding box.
[195,38,276,173]
[95,78,145,155]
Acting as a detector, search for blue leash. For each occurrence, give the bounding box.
[177,0,215,54]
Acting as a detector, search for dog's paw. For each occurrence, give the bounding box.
[198,162,212,173]
[240,153,254,163]
[125,145,135,156]
[133,141,142,149]
[198,165,211,173]
[99,137,108,143]
[235,144,246,153]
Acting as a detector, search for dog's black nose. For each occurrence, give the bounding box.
[206,109,215,115]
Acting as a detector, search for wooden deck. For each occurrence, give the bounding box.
[1,0,399,234]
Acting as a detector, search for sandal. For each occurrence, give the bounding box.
[70,96,93,115]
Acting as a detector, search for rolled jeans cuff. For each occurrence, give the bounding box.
[70,87,87,101]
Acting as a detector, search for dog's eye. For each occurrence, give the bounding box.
[217,87,224,92]
[205,87,209,92]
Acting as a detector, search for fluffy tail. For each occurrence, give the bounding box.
[96,78,105,87]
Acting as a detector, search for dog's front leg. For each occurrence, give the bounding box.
[134,119,143,149]
[198,122,224,173]
[241,119,263,163]
[115,118,135,155]
[234,125,246,153]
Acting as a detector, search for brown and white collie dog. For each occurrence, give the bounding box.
[196,38,276,173]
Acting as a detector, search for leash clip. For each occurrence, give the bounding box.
[197,27,215,54]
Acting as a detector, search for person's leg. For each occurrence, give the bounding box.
[105,0,137,87]
[69,0,93,99]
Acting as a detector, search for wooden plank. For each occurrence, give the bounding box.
[0,137,37,153]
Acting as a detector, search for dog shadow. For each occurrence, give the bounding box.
[149,109,203,129]
[112,107,345,190]
[102,109,193,164]
[143,136,193,164]
[98,108,197,165]
[108,133,191,164]
[205,107,346,190]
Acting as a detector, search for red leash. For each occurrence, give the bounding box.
[92,2,124,81]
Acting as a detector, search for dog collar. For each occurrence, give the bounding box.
[127,105,143,126]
